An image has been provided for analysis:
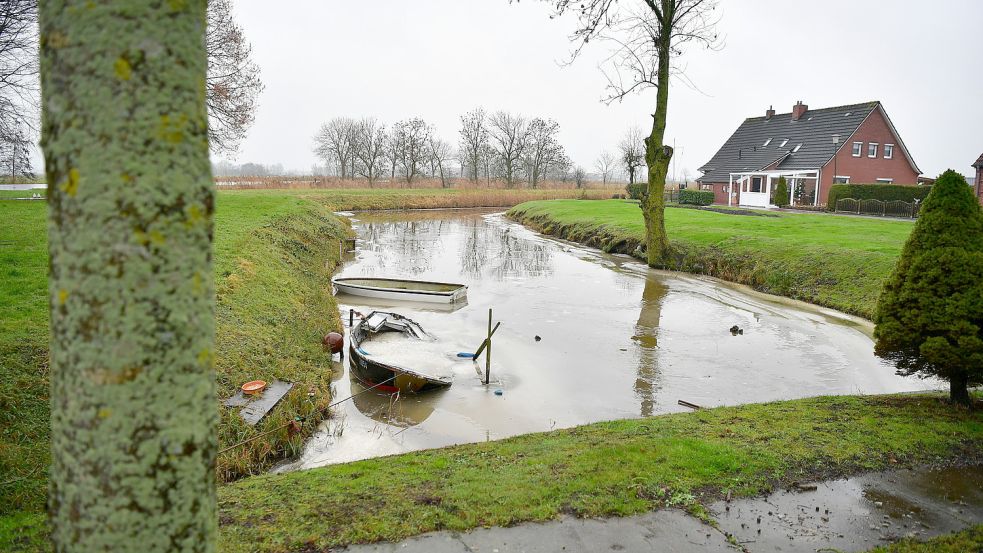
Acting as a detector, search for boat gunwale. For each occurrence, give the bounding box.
[349,312,453,391]
[334,277,467,297]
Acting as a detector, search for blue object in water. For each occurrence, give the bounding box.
[457,352,476,358]
[494,389,503,396]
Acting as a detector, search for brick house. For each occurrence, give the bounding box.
[974,153,983,205]
[696,101,921,207]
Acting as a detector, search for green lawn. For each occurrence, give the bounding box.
[508,200,916,318]
[0,191,350,517]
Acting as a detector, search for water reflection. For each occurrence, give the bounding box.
[350,377,438,428]
[634,276,668,416]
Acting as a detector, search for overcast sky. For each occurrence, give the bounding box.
[222,0,982,180]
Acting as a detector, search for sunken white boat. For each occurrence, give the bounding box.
[333,277,467,304]
[349,311,454,393]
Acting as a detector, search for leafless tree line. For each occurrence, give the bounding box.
[459,108,573,188]
[0,0,38,178]
[313,117,455,187]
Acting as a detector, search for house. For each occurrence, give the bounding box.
[973,153,983,204]
[697,101,921,208]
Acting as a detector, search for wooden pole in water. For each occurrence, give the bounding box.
[485,308,492,385]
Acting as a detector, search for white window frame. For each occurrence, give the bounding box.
[852,142,862,157]
[780,139,789,147]
[876,178,894,184]
[884,144,894,159]
[763,138,772,147]
[751,176,763,193]
[868,143,879,158]
[833,176,851,184]
[792,143,802,152]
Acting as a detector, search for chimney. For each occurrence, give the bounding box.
[792,100,808,121]
[766,105,775,119]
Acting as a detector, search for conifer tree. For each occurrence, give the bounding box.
[874,170,983,406]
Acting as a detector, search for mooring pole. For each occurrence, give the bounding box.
[349,308,354,328]
[485,308,492,385]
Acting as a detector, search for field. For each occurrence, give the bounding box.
[508,200,916,319]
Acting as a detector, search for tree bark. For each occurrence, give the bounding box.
[41,1,217,551]
[642,5,673,266]
[950,372,971,407]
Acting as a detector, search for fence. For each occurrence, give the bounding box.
[663,189,679,203]
[834,198,921,218]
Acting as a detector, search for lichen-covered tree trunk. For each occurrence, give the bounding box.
[642,21,673,266]
[40,2,216,551]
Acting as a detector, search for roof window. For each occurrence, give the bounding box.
[780,139,789,147]
[763,138,772,147]
[792,143,802,152]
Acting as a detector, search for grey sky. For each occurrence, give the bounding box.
[223,0,982,180]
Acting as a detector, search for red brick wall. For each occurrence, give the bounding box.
[818,106,920,204]
[977,165,983,205]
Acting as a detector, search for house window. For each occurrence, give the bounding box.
[792,143,802,152]
[876,178,894,184]
[763,138,772,147]
[852,142,862,157]
[884,144,894,159]
[780,139,789,147]
[868,143,878,158]
[700,183,713,191]
[750,177,763,193]
[833,176,850,184]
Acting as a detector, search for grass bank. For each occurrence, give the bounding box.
[222,394,979,551]
[507,200,915,319]
[0,192,350,519]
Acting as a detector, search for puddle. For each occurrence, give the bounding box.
[711,465,983,550]
[275,209,936,472]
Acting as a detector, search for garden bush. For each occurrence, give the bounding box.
[678,189,714,206]
[827,183,931,210]
[626,182,646,200]
[772,177,790,207]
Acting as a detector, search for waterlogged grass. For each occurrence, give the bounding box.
[211,394,982,552]
[0,192,349,517]
[508,200,916,318]
[869,524,983,552]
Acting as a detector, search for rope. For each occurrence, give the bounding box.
[219,375,398,456]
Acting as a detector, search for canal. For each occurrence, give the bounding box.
[276,208,933,472]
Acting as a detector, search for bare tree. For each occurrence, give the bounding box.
[528,0,720,264]
[619,126,645,185]
[206,0,264,155]
[458,108,489,183]
[488,111,528,188]
[573,166,587,189]
[0,1,38,177]
[524,117,565,188]
[392,118,431,184]
[313,117,357,178]
[353,117,386,185]
[595,150,616,184]
[427,135,454,188]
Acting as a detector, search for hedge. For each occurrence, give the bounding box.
[678,189,714,206]
[626,182,646,200]
[827,184,931,210]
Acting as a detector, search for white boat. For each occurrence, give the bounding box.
[333,277,467,304]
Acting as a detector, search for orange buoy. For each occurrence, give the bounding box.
[323,332,344,354]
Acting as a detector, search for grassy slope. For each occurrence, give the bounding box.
[0,192,350,518]
[508,200,915,319]
[222,395,979,551]
[870,524,983,552]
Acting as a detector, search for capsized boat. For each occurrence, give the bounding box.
[349,311,454,393]
[333,277,467,304]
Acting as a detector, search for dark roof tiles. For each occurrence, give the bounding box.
[698,102,879,183]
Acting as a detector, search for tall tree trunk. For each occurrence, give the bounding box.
[41,1,217,551]
[950,372,971,407]
[642,8,673,266]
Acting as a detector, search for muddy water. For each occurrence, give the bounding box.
[276,209,934,471]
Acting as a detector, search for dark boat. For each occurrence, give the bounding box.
[349,311,454,393]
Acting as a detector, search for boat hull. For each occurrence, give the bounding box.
[334,278,467,304]
[349,311,453,394]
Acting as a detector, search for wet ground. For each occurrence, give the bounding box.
[340,465,983,552]
[275,209,935,471]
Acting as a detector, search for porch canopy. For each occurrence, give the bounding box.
[728,170,820,208]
